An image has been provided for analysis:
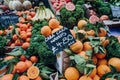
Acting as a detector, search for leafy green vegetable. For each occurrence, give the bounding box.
[6,47,23,57]
[106,36,120,58]
[12,73,19,80]
[26,20,56,67]
[70,55,95,74]
[60,3,85,29]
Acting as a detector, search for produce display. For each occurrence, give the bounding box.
[0,0,120,80]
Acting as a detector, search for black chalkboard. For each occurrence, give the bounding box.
[0,14,19,28]
[45,27,76,54]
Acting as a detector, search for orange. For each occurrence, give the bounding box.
[49,18,60,29]
[30,56,38,63]
[33,76,43,80]
[30,12,36,17]
[64,67,80,80]
[27,66,40,79]
[9,26,14,30]
[4,29,9,35]
[26,15,32,20]
[0,30,4,35]
[16,61,27,73]
[98,28,107,37]
[26,32,32,37]
[86,30,95,36]
[12,34,18,41]
[41,26,52,37]
[97,65,111,77]
[25,60,33,68]
[83,42,92,51]
[20,32,27,40]
[93,75,100,80]
[10,43,15,47]
[20,24,28,31]
[96,52,106,59]
[52,28,60,34]
[4,56,14,60]
[27,28,32,32]
[19,18,25,23]
[18,75,30,80]
[108,57,120,72]
[1,74,13,80]
[78,51,89,59]
[22,42,30,49]
[77,20,87,29]
[70,29,76,38]
[0,67,7,75]
[20,55,27,61]
[79,75,92,80]
[26,38,30,42]
[97,59,107,66]
[15,39,21,46]
[58,25,63,29]
[70,40,83,54]
[89,68,97,78]
[92,56,98,65]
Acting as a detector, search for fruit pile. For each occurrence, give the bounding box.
[0,0,120,80]
[5,10,36,50]
[50,0,71,11]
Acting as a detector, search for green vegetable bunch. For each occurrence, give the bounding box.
[60,2,85,29]
[106,36,120,58]
[91,0,112,18]
[26,20,56,66]
[0,36,7,55]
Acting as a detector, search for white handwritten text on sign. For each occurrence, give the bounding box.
[45,27,76,54]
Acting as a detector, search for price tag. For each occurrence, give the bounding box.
[110,5,120,18]
[0,14,19,28]
[45,27,76,54]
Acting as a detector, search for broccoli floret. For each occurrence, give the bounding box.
[76,0,85,5]
[98,7,111,15]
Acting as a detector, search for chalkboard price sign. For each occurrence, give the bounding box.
[0,14,19,28]
[45,27,76,54]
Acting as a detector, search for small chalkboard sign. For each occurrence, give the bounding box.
[110,5,120,18]
[0,13,19,28]
[45,27,76,54]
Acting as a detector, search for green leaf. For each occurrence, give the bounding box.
[100,72,113,80]
[89,37,100,47]
[64,48,73,55]
[86,64,96,68]
[69,56,74,60]
[74,55,86,64]
[41,72,49,79]
[77,32,86,40]
[86,50,93,58]
[6,63,14,74]
[6,50,22,57]
[98,46,105,53]
[12,73,19,80]
[109,65,117,73]
[94,46,99,53]
[6,47,22,57]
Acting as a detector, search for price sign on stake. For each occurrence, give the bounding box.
[45,27,76,54]
[0,14,19,28]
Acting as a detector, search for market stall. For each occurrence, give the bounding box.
[0,0,120,80]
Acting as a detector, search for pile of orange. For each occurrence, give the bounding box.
[0,55,42,80]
